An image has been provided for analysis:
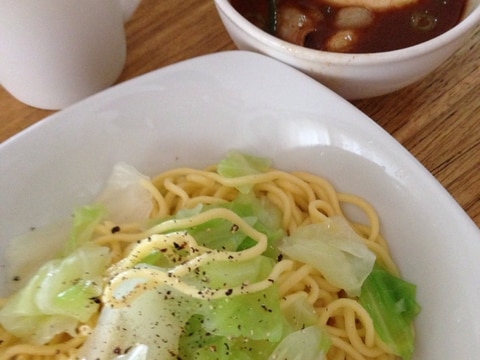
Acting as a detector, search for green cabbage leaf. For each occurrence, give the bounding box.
[217,151,272,193]
[278,216,376,296]
[267,325,331,360]
[217,150,272,178]
[95,162,153,224]
[184,193,284,259]
[0,244,110,344]
[359,264,421,360]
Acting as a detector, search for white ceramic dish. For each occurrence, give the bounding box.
[0,51,479,359]
[214,0,480,99]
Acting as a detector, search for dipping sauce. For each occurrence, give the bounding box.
[230,0,467,53]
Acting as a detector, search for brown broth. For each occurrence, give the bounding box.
[229,0,467,53]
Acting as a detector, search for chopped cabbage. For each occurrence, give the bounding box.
[65,204,106,253]
[78,284,194,360]
[178,314,279,359]
[217,151,272,193]
[359,264,420,360]
[182,253,274,289]
[4,162,151,293]
[281,292,318,330]
[267,325,331,360]
[195,283,284,342]
[95,162,153,223]
[0,244,110,344]
[217,151,272,178]
[278,216,376,296]
[4,220,71,292]
[183,193,283,258]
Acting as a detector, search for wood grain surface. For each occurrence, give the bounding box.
[1,0,478,226]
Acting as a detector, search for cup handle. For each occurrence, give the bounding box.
[119,0,142,22]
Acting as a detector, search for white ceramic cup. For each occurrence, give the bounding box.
[0,0,140,110]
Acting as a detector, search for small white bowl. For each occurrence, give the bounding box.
[214,0,480,99]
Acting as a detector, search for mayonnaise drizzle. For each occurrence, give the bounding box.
[103,208,293,308]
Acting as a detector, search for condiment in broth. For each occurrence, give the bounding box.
[230,0,467,53]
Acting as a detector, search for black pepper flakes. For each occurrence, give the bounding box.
[111,225,121,233]
[90,296,101,304]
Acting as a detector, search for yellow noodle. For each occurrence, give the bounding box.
[293,171,344,215]
[278,264,314,296]
[140,178,168,218]
[308,199,336,221]
[0,335,85,360]
[329,335,366,360]
[255,182,294,230]
[337,193,379,242]
[319,298,376,345]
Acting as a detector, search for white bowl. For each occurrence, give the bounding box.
[1,52,479,358]
[214,0,480,99]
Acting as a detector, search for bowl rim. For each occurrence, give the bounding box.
[214,0,480,64]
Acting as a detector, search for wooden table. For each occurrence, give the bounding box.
[1,0,479,227]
